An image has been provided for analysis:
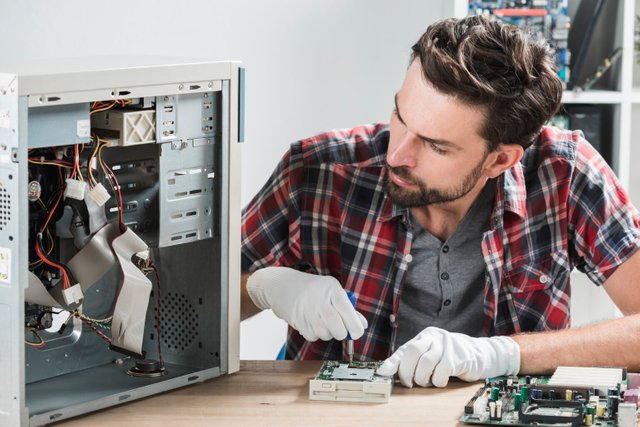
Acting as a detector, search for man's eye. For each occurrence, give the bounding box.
[430,142,447,155]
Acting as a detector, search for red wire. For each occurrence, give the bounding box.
[36,170,70,288]
[79,316,112,343]
[26,331,46,348]
[40,187,63,231]
[35,241,70,288]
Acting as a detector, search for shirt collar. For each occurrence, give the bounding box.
[500,161,528,220]
[378,193,408,223]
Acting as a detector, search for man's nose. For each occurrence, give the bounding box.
[387,134,418,168]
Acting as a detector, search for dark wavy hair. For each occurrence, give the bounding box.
[411,16,563,151]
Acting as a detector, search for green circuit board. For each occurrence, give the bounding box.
[459,371,632,427]
[314,361,384,381]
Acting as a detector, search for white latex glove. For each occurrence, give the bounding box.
[376,326,520,388]
[246,266,368,342]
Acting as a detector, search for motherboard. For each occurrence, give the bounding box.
[460,367,639,427]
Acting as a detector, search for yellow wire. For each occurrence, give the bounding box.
[90,98,133,116]
[97,142,118,197]
[76,312,113,324]
[88,139,102,186]
[28,159,73,169]
[74,144,84,183]
[89,101,118,116]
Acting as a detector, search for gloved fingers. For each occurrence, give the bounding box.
[356,311,368,330]
[295,314,320,342]
[310,315,333,341]
[397,341,429,388]
[298,326,319,342]
[331,291,365,340]
[376,345,406,377]
[430,361,455,388]
[413,335,444,387]
[319,306,348,341]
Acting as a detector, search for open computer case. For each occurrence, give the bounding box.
[0,57,243,425]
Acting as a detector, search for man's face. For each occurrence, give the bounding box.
[385,60,491,207]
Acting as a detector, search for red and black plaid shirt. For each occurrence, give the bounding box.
[241,124,640,361]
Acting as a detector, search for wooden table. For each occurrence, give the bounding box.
[57,360,482,426]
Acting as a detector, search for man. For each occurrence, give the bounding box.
[240,16,640,388]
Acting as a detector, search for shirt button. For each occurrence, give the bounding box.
[440,272,449,281]
[539,275,549,284]
[389,314,396,324]
[405,254,413,263]
[442,245,450,253]
[443,299,451,306]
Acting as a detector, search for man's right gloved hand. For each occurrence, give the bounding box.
[246,266,368,342]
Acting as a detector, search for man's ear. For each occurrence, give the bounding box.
[484,144,524,179]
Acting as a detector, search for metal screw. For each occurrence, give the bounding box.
[163,96,169,102]
[208,82,213,88]
[178,84,184,91]
[1,88,6,95]
[203,93,208,99]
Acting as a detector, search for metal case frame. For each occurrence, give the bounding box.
[0,57,242,426]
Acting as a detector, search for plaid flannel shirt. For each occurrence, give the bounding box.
[241,124,640,361]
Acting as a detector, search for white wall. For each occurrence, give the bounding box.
[0,0,455,359]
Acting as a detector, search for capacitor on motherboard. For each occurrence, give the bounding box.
[496,400,503,420]
[491,387,500,401]
[521,386,530,403]
[525,375,531,385]
[513,392,522,411]
[596,403,607,417]
[566,389,573,401]
[584,404,595,426]
[584,412,593,426]
[607,395,619,419]
[607,387,620,419]
[489,401,496,419]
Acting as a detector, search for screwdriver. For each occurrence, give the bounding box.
[346,291,357,364]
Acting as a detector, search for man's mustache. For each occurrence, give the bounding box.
[385,163,417,185]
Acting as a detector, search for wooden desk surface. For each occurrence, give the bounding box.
[57,360,482,426]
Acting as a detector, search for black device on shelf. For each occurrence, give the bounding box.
[564,104,612,167]
[568,0,621,91]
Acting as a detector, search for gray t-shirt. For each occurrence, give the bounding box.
[395,183,494,347]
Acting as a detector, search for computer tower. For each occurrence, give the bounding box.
[0,57,243,425]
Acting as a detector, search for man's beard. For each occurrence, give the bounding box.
[383,157,486,207]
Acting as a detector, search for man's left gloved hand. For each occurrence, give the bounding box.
[376,326,520,387]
